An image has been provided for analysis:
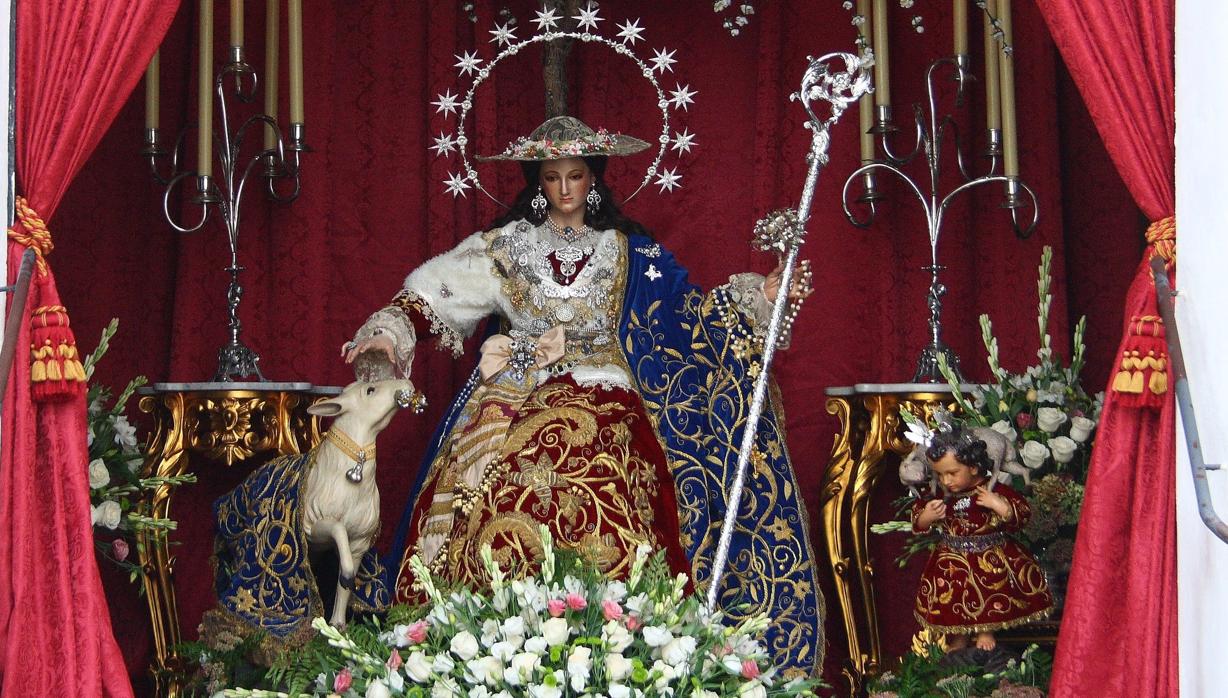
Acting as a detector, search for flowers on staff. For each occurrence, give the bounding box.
[223,527,822,697]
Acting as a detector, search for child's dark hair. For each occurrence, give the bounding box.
[926,426,992,475]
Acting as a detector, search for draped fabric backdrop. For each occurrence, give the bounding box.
[1033,2,1179,696]
[0,3,179,697]
[44,0,1141,692]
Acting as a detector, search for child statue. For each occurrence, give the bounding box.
[911,426,1054,651]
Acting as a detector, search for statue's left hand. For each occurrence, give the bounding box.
[764,259,813,303]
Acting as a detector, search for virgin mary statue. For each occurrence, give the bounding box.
[346,116,823,676]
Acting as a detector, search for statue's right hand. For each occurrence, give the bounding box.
[342,335,397,365]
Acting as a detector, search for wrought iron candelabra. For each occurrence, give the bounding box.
[144,47,307,381]
[843,55,1038,383]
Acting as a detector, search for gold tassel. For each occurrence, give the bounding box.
[1128,369,1144,394]
[31,360,46,382]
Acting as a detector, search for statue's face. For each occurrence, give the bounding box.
[932,452,980,494]
[539,157,593,218]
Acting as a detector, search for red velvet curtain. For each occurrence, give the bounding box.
[1,2,178,696]
[1034,2,1178,696]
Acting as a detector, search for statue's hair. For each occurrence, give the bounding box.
[925,425,992,475]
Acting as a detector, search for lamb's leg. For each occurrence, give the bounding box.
[316,520,357,628]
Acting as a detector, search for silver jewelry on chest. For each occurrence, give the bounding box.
[553,245,585,278]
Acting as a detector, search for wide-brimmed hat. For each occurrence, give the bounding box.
[477,115,650,162]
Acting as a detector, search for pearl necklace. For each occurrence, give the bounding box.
[545,215,593,244]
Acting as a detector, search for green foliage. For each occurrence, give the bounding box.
[868,643,1053,698]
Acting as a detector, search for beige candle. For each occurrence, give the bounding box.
[145,50,160,132]
[858,0,875,161]
[288,0,303,124]
[199,0,214,178]
[983,0,1001,132]
[953,0,968,57]
[264,0,279,149]
[872,0,890,108]
[998,0,1018,176]
[230,0,243,48]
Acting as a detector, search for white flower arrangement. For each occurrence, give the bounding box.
[224,527,821,697]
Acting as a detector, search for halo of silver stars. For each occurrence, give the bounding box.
[429,5,699,204]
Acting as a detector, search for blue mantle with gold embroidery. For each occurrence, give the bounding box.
[207,451,391,648]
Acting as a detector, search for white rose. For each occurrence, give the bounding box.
[1037,407,1068,433]
[739,682,767,698]
[989,420,1018,444]
[605,653,633,681]
[1050,436,1078,464]
[661,636,697,666]
[404,651,433,683]
[641,625,673,647]
[1070,416,1096,443]
[88,458,110,490]
[449,631,480,660]
[365,680,392,698]
[468,656,503,686]
[1020,440,1050,470]
[92,500,122,529]
[541,617,570,647]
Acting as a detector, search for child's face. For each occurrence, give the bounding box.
[932,452,980,494]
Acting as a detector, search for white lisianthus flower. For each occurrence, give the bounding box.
[431,678,463,698]
[501,616,525,640]
[111,415,139,451]
[1037,406,1068,433]
[989,420,1018,444]
[404,651,433,683]
[468,688,492,698]
[661,635,697,666]
[365,680,392,698]
[542,617,570,647]
[722,654,744,675]
[480,619,500,647]
[527,684,561,698]
[506,652,541,686]
[609,683,631,698]
[92,500,122,529]
[450,631,480,660]
[739,681,768,698]
[524,636,548,654]
[432,653,456,674]
[605,580,628,602]
[696,691,720,698]
[88,458,110,489]
[641,625,673,647]
[651,660,678,691]
[567,646,592,692]
[1050,436,1078,464]
[1070,416,1096,443]
[468,656,503,686]
[603,620,633,653]
[605,653,633,681]
[1020,440,1050,470]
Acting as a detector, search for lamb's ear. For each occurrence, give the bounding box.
[308,399,343,417]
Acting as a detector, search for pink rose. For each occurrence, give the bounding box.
[1016,412,1034,429]
[111,538,130,562]
[405,620,429,644]
[625,614,641,631]
[387,649,403,671]
[601,599,623,621]
[565,592,587,611]
[334,667,353,692]
[741,658,761,679]
[548,598,567,617]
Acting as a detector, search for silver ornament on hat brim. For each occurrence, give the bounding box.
[475,115,651,162]
[428,6,698,206]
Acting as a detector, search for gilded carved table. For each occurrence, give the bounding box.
[135,382,340,698]
[820,383,974,694]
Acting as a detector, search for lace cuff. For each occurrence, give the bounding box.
[353,307,416,377]
[390,288,465,357]
[724,272,792,350]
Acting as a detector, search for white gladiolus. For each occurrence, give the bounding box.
[1050,436,1078,464]
[88,458,110,489]
[405,651,433,683]
[92,500,122,529]
[111,415,139,450]
[989,420,1018,444]
[1037,406,1068,433]
[542,617,570,646]
[450,631,480,660]
[605,653,633,681]
[1070,416,1096,443]
[1020,440,1050,469]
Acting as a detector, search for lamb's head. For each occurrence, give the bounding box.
[308,379,419,441]
[899,444,933,496]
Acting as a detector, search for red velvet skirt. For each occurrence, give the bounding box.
[393,373,690,599]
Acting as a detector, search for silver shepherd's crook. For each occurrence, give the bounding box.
[706,52,873,612]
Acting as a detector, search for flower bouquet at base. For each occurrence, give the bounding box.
[866,630,1052,698]
[85,319,195,587]
[218,526,823,698]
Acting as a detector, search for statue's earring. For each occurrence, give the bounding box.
[531,186,548,222]
[586,180,602,216]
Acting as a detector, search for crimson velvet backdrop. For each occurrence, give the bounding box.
[45,1,1140,692]
[1034,1,1178,696]
[1,2,178,697]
